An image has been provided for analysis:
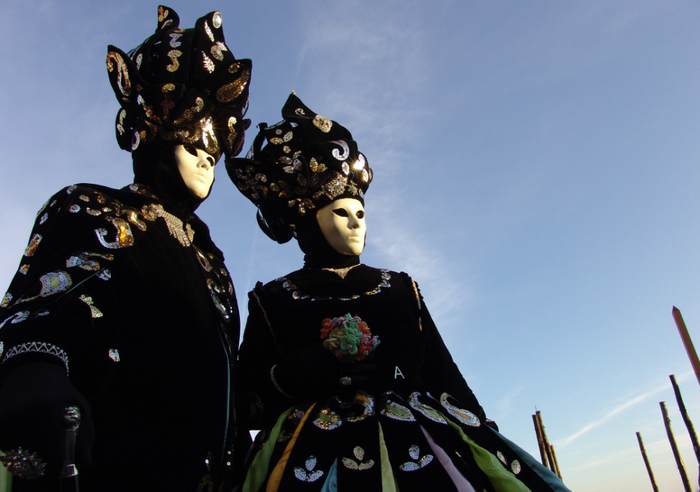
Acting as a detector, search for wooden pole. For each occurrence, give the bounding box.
[670,374,700,490]
[672,307,700,386]
[636,432,659,492]
[549,443,562,478]
[660,401,692,491]
[535,410,562,479]
[533,413,549,468]
[670,374,700,466]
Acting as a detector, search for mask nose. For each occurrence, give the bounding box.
[198,153,215,170]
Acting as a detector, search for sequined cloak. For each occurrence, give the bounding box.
[0,183,240,491]
[236,265,570,491]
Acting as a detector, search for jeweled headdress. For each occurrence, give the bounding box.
[227,93,372,243]
[106,5,252,162]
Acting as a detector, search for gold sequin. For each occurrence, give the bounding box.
[173,98,204,125]
[106,51,131,97]
[166,49,183,72]
[313,407,342,431]
[216,66,250,103]
[313,115,332,133]
[202,52,215,73]
[96,218,135,249]
[210,41,227,61]
[24,234,42,257]
[79,295,103,318]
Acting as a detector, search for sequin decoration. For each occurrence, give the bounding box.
[39,271,72,297]
[166,49,183,72]
[204,20,215,42]
[313,407,342,431]
[0,311,30,329]
[380,393,416,422]
[66,252,114,272]
[0,447,47,479]
[313,115,332,133]
[108,349,120,362]
[281,270,392,302]
[399,445,434,472]
[346,392,376,423]
[39,213,49,225]
[439,393,480,427]
[0,293,11,308]
[497,451,507,465]
[105,51,131,98]
[79,295,103,318]
[196,250,213,272]
[210,41,227,61]
[69,205,81,213]
[202,53,215,73]
[96,218,135,249]
[293,456,324,483]
[212,11,222,29]
[331,140,350,161]
[216,68,251,103]
[511,460,522,474]
[19,265,29,275]
[0,341,4,358]
[408,392,447,425]
[156,209,194,246]
[24,234,42,257]
[342,446,375,471]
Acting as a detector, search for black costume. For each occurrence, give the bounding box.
[237,263,569,491]
[228,94,571,491]
[0,183,239,490]
[0,5,251,490]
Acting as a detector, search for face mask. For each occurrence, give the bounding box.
[316,198,366,256]
[174,145,217,199]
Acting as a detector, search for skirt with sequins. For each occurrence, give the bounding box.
[240,391,571,492]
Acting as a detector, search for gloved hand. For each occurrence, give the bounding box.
[0,363,94,479]
[272,344,343,399]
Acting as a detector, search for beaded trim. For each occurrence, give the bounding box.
[1,342,69,375]
[270,364,294,399]
[281,269,391,302]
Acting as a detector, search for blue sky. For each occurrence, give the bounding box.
[1,1,699,490]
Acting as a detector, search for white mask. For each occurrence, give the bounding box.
[316,198,366,256]
[174,145,217,199]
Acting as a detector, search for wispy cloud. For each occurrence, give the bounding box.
[558,372,694,449]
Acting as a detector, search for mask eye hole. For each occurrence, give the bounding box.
[356,210,365,219]
[184,145,198,157]
[332,208,349,217]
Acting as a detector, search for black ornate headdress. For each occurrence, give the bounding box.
[106,5,252,162]
[227,93,372,243]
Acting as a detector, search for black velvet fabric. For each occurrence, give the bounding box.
[0,183,240,491]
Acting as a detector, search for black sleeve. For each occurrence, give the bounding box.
[0,186,135,395]
[235,284,290,429]
[407,275,488,422]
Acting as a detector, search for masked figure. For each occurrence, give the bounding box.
[227,93,570,491]
[0,6,251,491]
